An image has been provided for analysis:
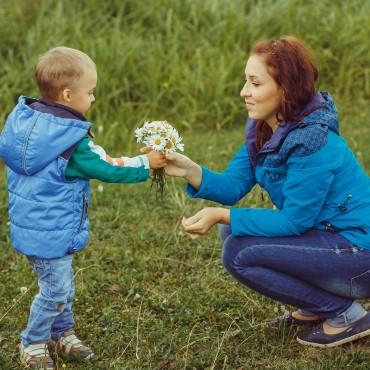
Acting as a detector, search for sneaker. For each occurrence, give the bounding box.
[297,312,370,348]
[264,312,323,329]
[56,329,93,360]
[20,342,55,369]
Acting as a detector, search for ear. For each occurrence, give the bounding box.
[60,88,73,103]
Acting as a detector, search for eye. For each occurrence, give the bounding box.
[252,83,260,87]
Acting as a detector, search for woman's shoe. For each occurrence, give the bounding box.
[264,312,323,329]
[297,312,370,347]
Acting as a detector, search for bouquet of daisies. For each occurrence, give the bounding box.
[135,121,184,197]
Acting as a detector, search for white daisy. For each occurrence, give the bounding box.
[149,134,166,151]
[134,127,144,143]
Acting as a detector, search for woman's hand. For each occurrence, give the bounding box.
[182,207,230,238]
[164,152,195,177]
[165,152,202,189]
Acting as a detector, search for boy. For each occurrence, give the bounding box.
[0,47,165,369]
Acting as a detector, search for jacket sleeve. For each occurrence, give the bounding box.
[65,138,150,183]
[186,144,256,205]
[230,149,336,236]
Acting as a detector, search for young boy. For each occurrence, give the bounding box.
[0,47,165,369]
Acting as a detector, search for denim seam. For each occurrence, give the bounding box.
[245,243,349,252]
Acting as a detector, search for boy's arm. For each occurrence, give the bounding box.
[65,138,150,183]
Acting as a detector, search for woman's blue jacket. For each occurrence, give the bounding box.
[188,92,370,249]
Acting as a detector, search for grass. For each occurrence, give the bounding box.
[0,0,370,368]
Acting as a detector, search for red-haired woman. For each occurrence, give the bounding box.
[165,36,370,347]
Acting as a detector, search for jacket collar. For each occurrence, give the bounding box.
[257,92,327,155]
[27,97,87,121]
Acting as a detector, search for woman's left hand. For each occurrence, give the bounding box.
[182,207,230,238]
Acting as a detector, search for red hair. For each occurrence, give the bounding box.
[251,36,318,150]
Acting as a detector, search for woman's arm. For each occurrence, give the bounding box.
[166,144,256,206]
[165,152,202,189]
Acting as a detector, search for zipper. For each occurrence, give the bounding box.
[337,194,352,212]
[320,221,368,235]
[77,192,88,233]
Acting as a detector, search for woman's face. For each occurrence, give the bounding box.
[240,54,282,129]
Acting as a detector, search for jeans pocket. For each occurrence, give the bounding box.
[351,270,370,299]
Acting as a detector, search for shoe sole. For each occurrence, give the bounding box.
[20,358,55,370]
[57,349,94,361]
[297,328,370,348]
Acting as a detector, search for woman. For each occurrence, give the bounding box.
[165,36,370,347]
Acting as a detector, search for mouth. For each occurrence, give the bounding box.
[245,102,255,108]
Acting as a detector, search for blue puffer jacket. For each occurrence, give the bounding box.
[188,92,370,249]
[0,96,91,259]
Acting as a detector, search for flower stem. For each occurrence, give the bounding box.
[151,167,166,200]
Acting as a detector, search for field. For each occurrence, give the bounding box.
[0,0,369,369]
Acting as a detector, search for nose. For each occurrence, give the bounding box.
[91,94,95,102]
[240,81,250,98]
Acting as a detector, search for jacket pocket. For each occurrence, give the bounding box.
[350,270,370,299]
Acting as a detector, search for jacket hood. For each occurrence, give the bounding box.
[298,91,339,134]
[0,96,90,175]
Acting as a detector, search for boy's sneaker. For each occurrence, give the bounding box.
[20,342,55,369]
[56,329,94,360]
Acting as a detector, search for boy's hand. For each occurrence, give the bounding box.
[140,147,166,168]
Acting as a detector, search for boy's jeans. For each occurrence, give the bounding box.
[220,226,370,324]
[21,255,75,346]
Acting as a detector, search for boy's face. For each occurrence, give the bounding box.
[65,68,97,115]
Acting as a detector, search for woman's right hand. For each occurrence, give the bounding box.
[165,152,202,189]
[165,152,193,177]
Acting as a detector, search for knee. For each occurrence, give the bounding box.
[221,237,259,276]
[39,277,73,303]
[221,237,242,274]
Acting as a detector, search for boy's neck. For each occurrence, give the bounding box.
[38,98,86,121]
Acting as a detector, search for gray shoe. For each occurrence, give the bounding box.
[20,342,55,369]
[56,329,94,360]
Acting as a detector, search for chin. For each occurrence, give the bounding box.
[247,112,259,120]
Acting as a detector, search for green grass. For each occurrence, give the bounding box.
[0,0,370,368]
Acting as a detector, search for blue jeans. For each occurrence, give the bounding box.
[21,255,75,346]
[220,226,370,325]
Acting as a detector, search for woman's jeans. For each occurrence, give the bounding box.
[21,255,75,346]
[221,226,370,326]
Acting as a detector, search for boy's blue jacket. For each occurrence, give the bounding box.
[0,96,91,258]
[188,92,370,249]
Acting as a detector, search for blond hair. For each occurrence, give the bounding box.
[35,46,96,101]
